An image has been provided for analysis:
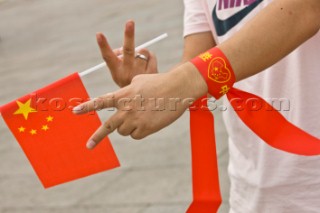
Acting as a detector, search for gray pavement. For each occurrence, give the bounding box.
[0,0,230,212]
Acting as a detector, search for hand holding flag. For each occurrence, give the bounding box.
[0,31,168,188]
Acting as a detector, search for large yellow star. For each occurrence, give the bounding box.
[14,99,37,120]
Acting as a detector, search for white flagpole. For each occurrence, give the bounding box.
[79,33,168,77]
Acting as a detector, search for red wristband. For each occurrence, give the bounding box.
[190,47,236,99]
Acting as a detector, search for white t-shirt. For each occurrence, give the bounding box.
[184,0,320,212]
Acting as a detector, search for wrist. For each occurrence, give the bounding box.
[168,62,208,100]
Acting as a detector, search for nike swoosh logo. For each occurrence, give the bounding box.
[212,0,264,36]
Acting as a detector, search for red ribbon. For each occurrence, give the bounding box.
[187,97,222,213]
[186,48,320,212]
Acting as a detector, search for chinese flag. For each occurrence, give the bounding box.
[0,73,120,188]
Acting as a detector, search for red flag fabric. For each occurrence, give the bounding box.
[0,73,120,188]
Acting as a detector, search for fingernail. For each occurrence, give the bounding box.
[97,34,104,43]
[96,34,102,42]
[87,139,97,149]
[72,105,82,114]
[126,20,134,29]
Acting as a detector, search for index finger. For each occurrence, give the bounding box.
[72,93,116,115]
[96,33,120,72]
[87,112,124,149]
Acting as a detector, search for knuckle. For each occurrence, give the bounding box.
[131,133,143,140]
[123,46,135,56]
[90,98,104,111]
[130,129,146,140]
[117,127,129,136]
[103,120,114,132]
[113,48,122,56]
[102,54,113,62]
[138,48,150,56]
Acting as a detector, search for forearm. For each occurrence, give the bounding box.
[219,0,320,81]
[171,0,320,100]
[167,32,216,73]
[182,32,216,62]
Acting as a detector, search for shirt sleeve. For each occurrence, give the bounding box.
[183,0,211,37]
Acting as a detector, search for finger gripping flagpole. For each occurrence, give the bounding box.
[79,33,168,77]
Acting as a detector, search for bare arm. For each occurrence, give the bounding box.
[216,0,320,80]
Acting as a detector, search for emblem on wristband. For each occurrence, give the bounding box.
[208,57,232,83]
[192,48,235,99]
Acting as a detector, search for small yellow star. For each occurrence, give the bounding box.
[14,99,37,120]
[46,116,54,122]
[30,129,37,135]
[18,126,26,133]
[42,125,49,131]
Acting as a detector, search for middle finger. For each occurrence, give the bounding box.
[123,20,135,67]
